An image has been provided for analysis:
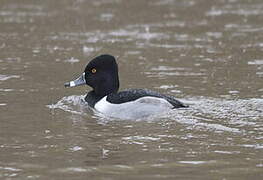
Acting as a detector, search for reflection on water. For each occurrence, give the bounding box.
[1,0,263,179]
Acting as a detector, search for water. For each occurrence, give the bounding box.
[1,0,263,179]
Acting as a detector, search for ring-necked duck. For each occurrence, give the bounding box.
[65,54,188,119]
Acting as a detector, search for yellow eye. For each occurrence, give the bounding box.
[91,68,97,74]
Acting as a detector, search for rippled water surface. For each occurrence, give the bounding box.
[1,0,263,179]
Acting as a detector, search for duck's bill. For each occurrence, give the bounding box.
[64,73,86,88]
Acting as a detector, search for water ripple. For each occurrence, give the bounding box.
[0,74,20,81]
[48,95,263,135]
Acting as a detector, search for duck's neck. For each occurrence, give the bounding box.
[85,91,104,107]
[85,86,119,107]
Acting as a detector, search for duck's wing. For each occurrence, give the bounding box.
[106,89,188,108]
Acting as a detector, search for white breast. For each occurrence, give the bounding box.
[94,96,173,119]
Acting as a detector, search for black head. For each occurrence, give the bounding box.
[65,54,119,97]
[84,54,119,96]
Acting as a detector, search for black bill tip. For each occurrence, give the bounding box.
[64,82,70,88]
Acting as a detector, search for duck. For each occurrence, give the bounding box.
[64,54,188,119]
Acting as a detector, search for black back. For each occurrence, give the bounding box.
[106,89,188,108]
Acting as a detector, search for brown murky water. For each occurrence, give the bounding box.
[1,0,263,179]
